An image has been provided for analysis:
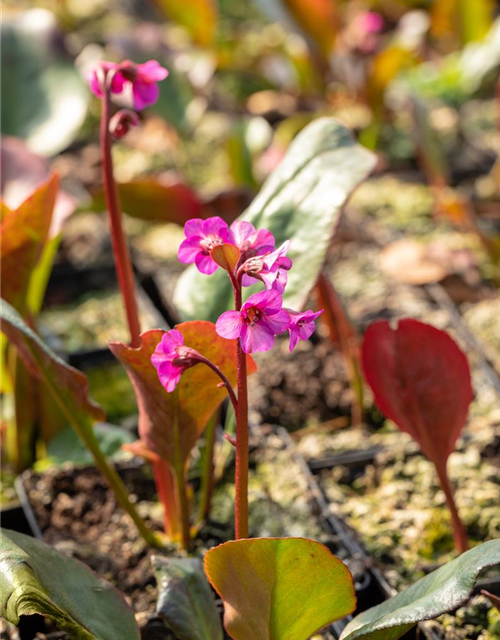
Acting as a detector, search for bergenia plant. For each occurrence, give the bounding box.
[154,215,323,538]
[361,318,473,553]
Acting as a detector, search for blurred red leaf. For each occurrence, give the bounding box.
[109,321,256,469]
[1,173,58,314]
[1,137,76,237]
[361,319,473,465]
[92,178,202,225]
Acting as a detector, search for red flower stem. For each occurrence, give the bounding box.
[232,283,249,539]
[153,459,180,541]
[100,71,141,347]
[435,460,468,554]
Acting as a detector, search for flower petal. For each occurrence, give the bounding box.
[195,252,219,275]
[261,309,290,335]
[178,236,202,263]
[132,80,159,110]
[240,323,275,353]
[202,216,229,237]
[216,311,244,340]
[157,361,183,392]
[137,60,169,82]
[184,218,204,238]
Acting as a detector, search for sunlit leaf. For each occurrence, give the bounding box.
[174,118,376,321]
[205,537,356,640]
[91,178,202,225]
[361,319,472,465]
[109,322,256,469]
[153,556,223,640]
[152,0,218,46]
[1,10,89,155]
[1,174,58,315]
[431,0,494,44]
[0,528,140,640]
[211,244,241,273]
[340,539,500,640]
[0,300,158,547]
[282,0,337,57]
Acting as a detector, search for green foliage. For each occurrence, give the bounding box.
[340,539,500,640]
[174,117,376,321]
[0,529,140,640]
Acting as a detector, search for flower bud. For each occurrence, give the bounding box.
[171,345,204,369]
[109,109,139,140]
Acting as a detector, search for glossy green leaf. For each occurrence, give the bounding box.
[0,300,158,548]
[174,118,376,322]
[91,179,202,225]
[1,10,89,156]
[340,539,500,640]
[1,528,140,640]
[153,556,222,640]
[1,174,58,315]
[205,537,356,640]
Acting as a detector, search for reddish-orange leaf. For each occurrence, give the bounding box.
[361,319,473,465]
[109,322,256,468]
[211,243,241,274]
[284,0,337,58]
[1,173,58,314]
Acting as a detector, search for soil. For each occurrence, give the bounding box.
[12,428,339,640]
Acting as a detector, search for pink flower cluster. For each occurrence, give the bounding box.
[152,216,323,392]
[88,60,168,111]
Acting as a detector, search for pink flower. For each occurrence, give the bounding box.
[242,240,292,293]
[151,330,202,392]
[178,217,230,275]
[216,290,290,354]
[229,221,275,259]
[87,59,168,111]
[287,309,324,352]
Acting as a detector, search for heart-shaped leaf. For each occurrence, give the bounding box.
[91,178,202,225]
[1,173,58,315]
[361,319,473,465]
[340,539,500,640]
[204,537,356,640]
[1,10,89,156]
[0,300,158,547]
[0,528,140,640]
[109,322,256,469]
[174,118,376,321]
[153,555,223,640]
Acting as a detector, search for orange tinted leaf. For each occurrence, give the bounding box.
[109,322,256,468]
[361,319,473,465]
[211,244,241,273]
[1,174,58,314]
[284,0,337,57]
[205,537,356,640]
[153,0,218,46]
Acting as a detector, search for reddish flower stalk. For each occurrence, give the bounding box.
[99,68,142,347]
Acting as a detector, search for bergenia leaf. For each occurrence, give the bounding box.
[361,319,473,466]
[109,322,257,469]
[211,244,241,273]
[91,178,202,225]
[0,528,140,640]
[204,537,356,640]
[0,173,58,314]
[153,556,223,640]
[0,300,158,547]
[174,117,376,321]
[340,539,500,640]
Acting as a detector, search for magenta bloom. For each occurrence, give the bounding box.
[88,59,168,110]
[287,309,324,352]
[229,221,275,259]
[216,290,290,354]
[151,330,186,392]
[260,240,292,293]
[178,217,230,275]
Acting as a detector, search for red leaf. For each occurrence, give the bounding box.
[211,243,241,273]
[109,322,257,469]
[361,319,473,465]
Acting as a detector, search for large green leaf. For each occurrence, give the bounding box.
[0,528,140,640]
[153,556,222,640]
[340,539,500,640]
[0,300,158,547]
[174,118,376,321]
[1,10,89,156]
[204,537,356,640]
